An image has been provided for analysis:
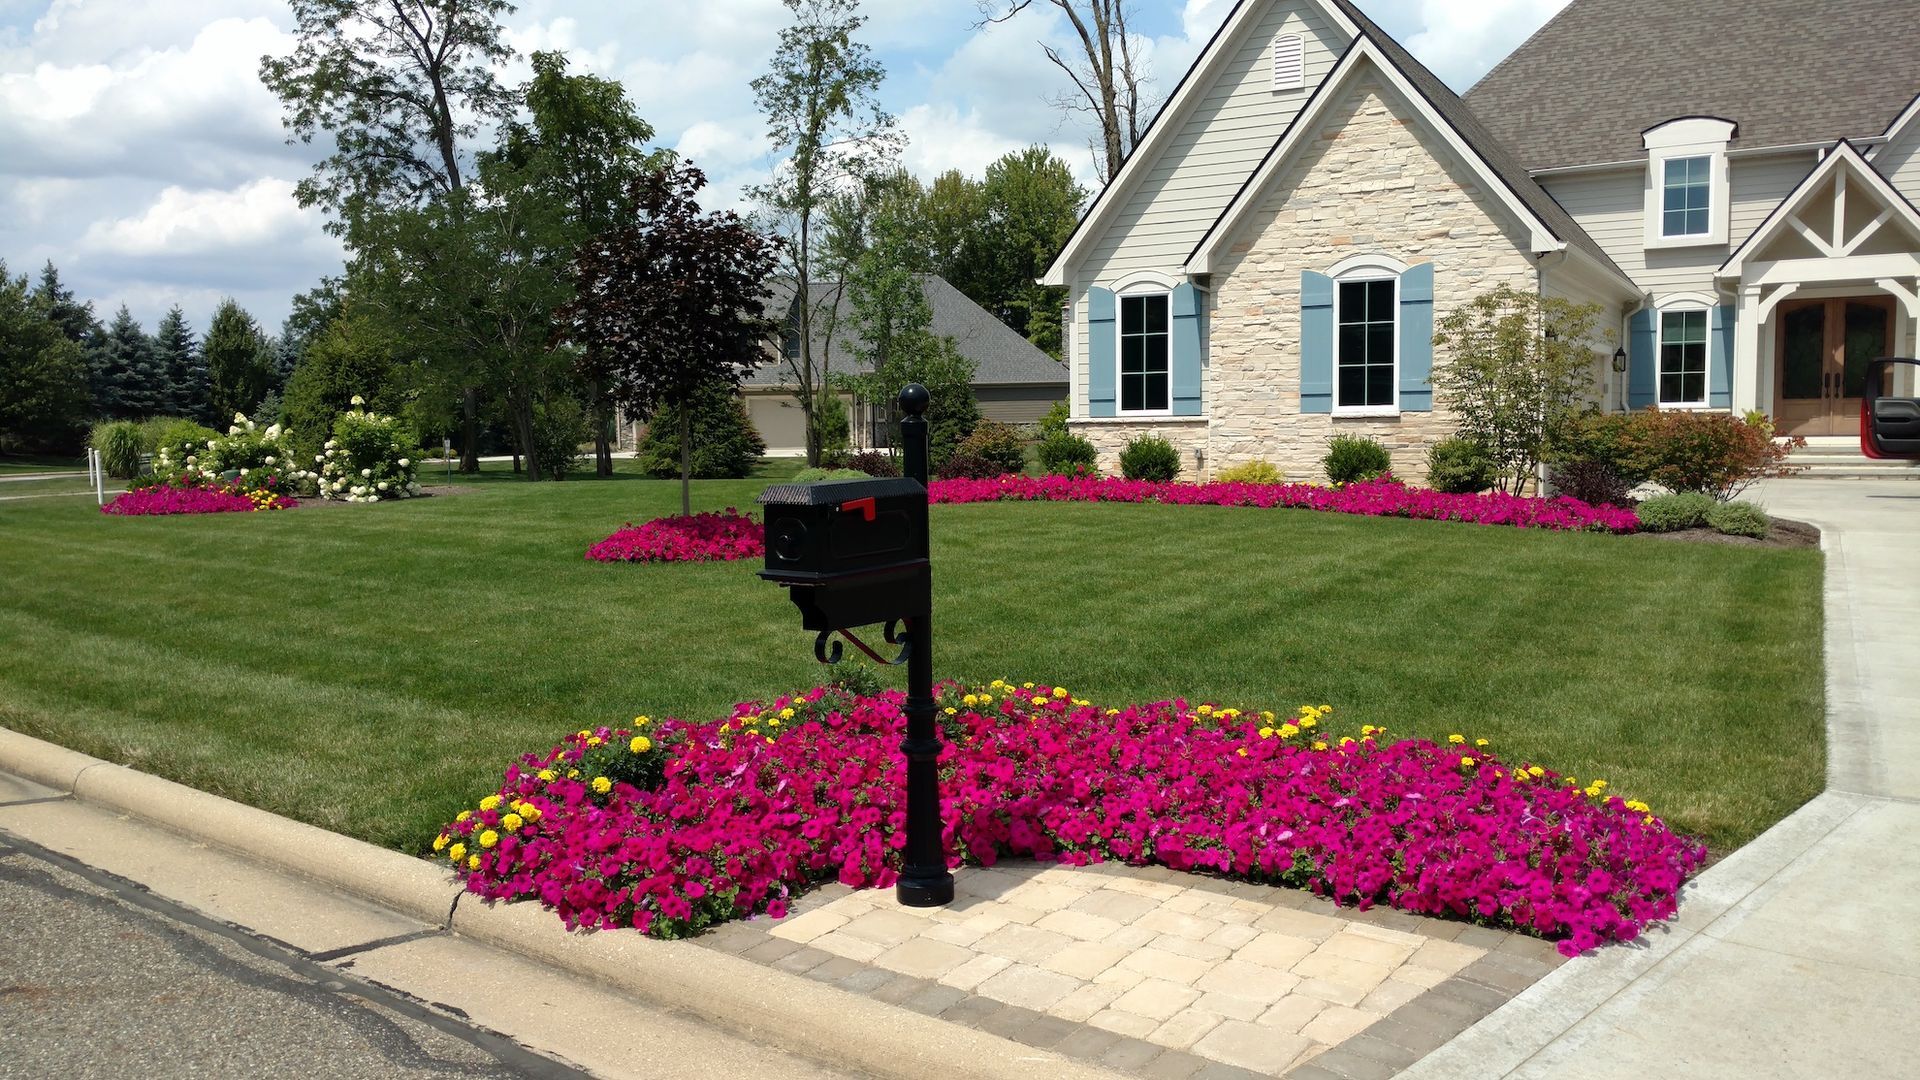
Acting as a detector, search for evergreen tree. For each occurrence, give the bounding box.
[151,305,206,419]
[204,299,274,421]
[0,259,91,452]
[93,305,165,418]
[30,261,99,345]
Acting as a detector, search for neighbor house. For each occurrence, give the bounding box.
[1047,0,1920,480]
[741,275,1068,455]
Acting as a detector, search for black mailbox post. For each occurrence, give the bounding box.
[757,384,955,908]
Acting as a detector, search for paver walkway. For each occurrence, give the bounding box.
[1403,479,1920,1079]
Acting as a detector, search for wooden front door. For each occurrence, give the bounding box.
[1775,297,1895,437]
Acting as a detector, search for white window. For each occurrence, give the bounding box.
[1642,117,1735,248]
[1119,293,1170,414]
[1271,34,1304,92]
[1335,276,1398,414]
[1658,308,1710,407]
[1662,156,1712,238]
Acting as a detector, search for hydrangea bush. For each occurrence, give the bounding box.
[586,510,761,563]
[153,412,315,499]
[930,475,1639,533]
[317,398,418,502]
[439,683,1704,955]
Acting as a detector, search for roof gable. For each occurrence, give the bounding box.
[1719,140,1920,278]
[1465,0,1920,170]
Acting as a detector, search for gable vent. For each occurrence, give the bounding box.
[1271,33,1304,92]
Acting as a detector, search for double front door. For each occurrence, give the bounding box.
[1776,297,1894,436]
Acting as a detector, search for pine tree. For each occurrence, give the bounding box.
[92,306,165,418]
[152,306,206,419]
[0,259,91,452]
[30,261,99,345]
[204,299,274,421]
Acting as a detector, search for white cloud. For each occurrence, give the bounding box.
[79,178,318,257]
[898,103,1027,179]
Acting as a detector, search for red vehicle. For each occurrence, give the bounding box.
[1862,358,1920,460]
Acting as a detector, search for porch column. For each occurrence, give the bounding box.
[1733,283,1763,414]
[1878,278,1920,397]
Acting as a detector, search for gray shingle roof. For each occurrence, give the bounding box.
[1462,0,1920,171]
[743,275,1068,389]
[1326,1,1633,287]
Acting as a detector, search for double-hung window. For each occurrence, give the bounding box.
[1661,156,1712,239]
[1659,308,1709,406]
[1335,278,1397,412]
[1119,293,1170,413]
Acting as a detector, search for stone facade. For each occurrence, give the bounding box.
[1070,419,1211,481]
[1203,74,1542,484]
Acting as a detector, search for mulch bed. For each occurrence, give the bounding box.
[1634,517,1820,549]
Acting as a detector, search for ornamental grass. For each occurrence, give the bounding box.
[439,683,1703,955]
[931,475,1641,532]
[101,483,296,516]
[585,509,762,563]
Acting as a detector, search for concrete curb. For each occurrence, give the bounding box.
[0,726,1121,1080]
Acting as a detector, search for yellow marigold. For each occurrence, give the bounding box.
[456,810,472,823]
[1361,724,1377,736]
[1475,738,1490,748]
[586,736,602,747]
[1339,736,1355,747]
[1072,698,1089,707]
[779,708,795,720]
[1447,734,1465,745]
[467,854,481,871]
[980,694,993,705]
[1300,716,1316,729]
[577,729,591,739]
[478,796,500,812]
[944,707,958,715]
[633,715,651,727]
[1053,687,1069,699]
[591,776,612,794]
[1259,727,1276,739]
[537,769,555,782]
[1512,769,1529,782]
[1591,779,1608,790]
[502,813,524,832]
[963,694,979,707]
[432,834,449,852]
[448,843,465,862]
[1106,708,1121,717]
[1031,696,1048,706]
[478,830,499,849]
[520,805,541,823]
[1196,705,1213,716]
[1312,740,1328,751]
[1279,724,1299,738]
[630,736,652,754]
[1236,748,1248,757]
[1022,682,1035,689]
[1460,756,1476,768]
[567,769,580,779]
[1527,765,1545,778]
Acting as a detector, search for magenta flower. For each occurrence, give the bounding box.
[587,510,762,563]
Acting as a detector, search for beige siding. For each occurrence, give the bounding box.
[1541,152,1816,299]
[976,385,1065,427]
[1879,123,1920,200]
[1540,268,1630,412]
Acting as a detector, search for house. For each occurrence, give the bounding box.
[741,275,1069,455]
[1047,0,1920,481]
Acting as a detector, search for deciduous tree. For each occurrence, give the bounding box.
[976,0,1152,181]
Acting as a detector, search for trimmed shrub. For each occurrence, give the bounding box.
[636,383,767,480]
[1038,432,1097,476]
[934,452,999,481]
[1119,435,1181,482]
[1636,492,1717,533]
[92,420,145,478]
[1214,460,1285,485]
[1324,435,1391,485]
[843,450,899,477]
[1549,459,1633,508]
[1627,409,1803,500]
[1426,439,1497,495]
[956,420,1027,476]
[1555,412,1653,487]
[791,467,869,483]
[1706,500,1771,539]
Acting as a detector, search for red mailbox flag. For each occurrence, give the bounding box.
[840,497,876,522]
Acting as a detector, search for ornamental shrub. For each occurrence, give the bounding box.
[1038,432,1097,476]
[92,420,144,478]
[956,420,1027,476]
[1425,438,1496,495]
[1635,492,1716,532]
[1038,400,1070,440]
[1706,500,1771,539]
[1548,459,1633,508]
[1324,435,1391,485]
[636,383,767,480]
[1627,409,1804,501]
[317,401,418,502]
[1214,460,1285,485]
[1119,434,1181,481]
[1557,412,1653,487]
[843,450,900,477]
[144,418,217,465]
[792,467,869,482]
[935,451,999,481]
[532,397,591,481]
[194,412,317,498]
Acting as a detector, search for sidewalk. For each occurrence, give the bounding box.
[1402,479,1920,1079]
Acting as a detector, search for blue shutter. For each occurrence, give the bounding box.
[1398,264,1435,411]
[1301,271,1334,413]
[1628,309,1657,409]
[1087,287,1117,418]
[1171,282,1203,416]
[1709,304,1734,409]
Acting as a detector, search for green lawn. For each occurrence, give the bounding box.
[0,465,1824,860]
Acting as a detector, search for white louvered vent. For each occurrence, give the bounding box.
[1271,33,1304,92]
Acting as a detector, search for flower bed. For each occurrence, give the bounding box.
[930,475,1640,533]
[438,683,1704,955]
[586,509,762,563]
[102,483,296,516]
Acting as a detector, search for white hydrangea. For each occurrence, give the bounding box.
[350,394,366,407]
[377,481,389,492]
[398,458,410,468]
[315,455,325,464]
[360,468,371,478]
[264,455,276,465]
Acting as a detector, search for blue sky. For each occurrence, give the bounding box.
[0,0,1572,334]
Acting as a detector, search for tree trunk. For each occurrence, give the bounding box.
[679,403,692,518]
[513,396,542,482]
[459,387,481,473]
[592,377,614,478]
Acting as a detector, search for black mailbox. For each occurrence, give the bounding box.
[757,476,931,632]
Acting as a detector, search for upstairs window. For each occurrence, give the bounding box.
[1119,293,1170,413]
[1662,156,1712,238]
[1659,308,1709,406]
[1336,278,1397,411]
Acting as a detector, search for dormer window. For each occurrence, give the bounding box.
[1662,156,1712,238]
[1642,117,1736,249]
